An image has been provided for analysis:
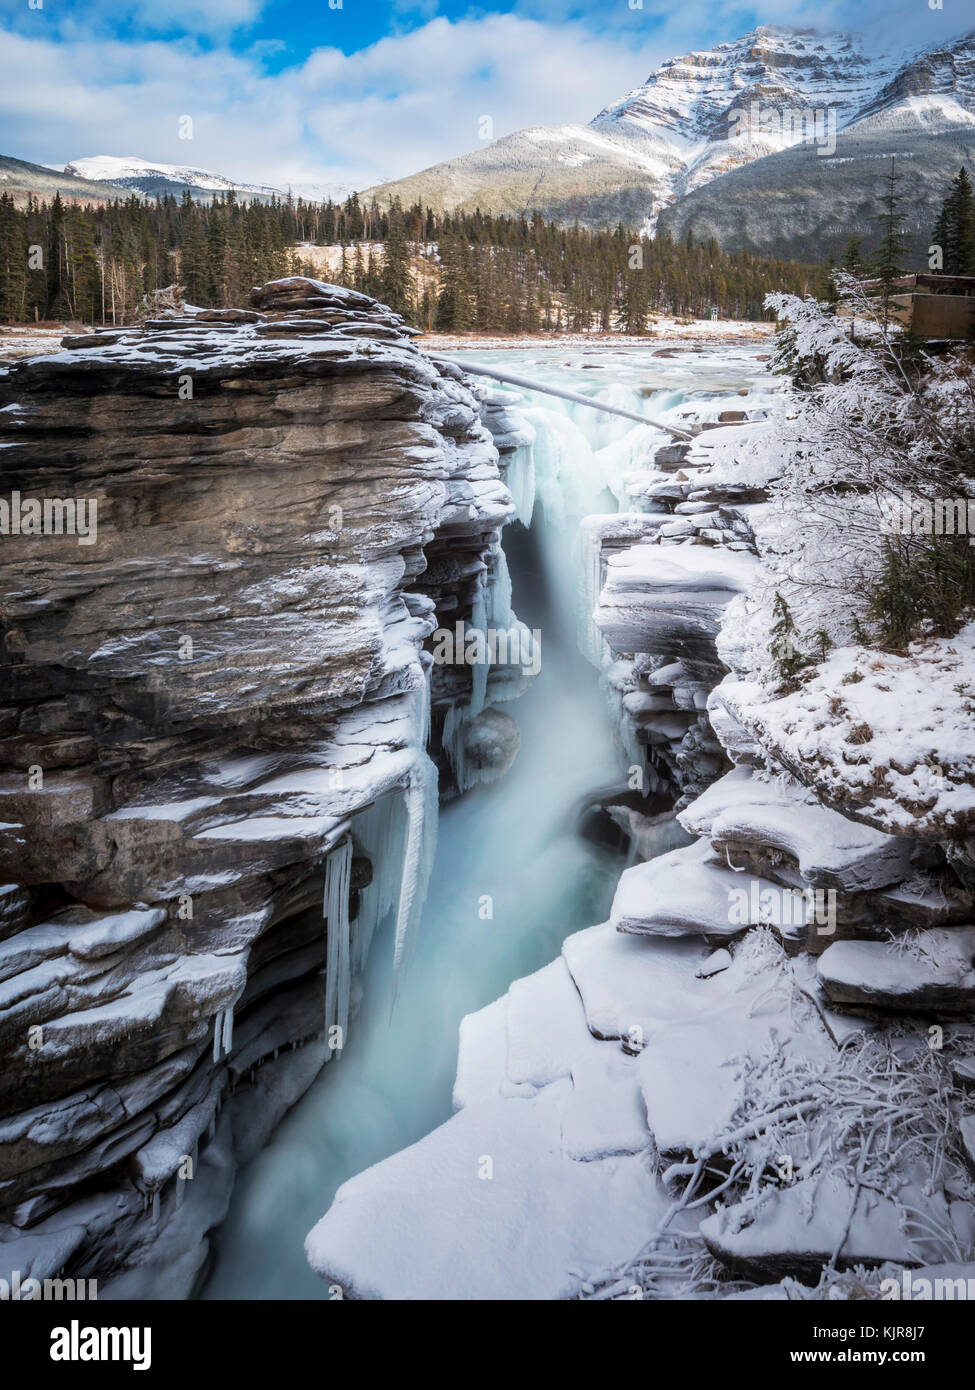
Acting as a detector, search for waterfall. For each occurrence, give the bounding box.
[323,837,354,1055]
[202,342,772,1302]
[522,406,606,530]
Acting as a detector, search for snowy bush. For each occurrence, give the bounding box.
[755,286,975,658]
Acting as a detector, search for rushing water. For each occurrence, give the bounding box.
[201,340,775,1300]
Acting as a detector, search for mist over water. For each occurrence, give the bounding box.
[201,342,772,1301]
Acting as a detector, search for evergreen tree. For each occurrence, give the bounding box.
[0,194,28,321]
[769,592,805,683]
[45,191,68,318]
[932,166,975,275]
[65,208,100,325]
[872,159,909,330]
[436,233,476,330]
[840,235,866,277]
[380,207,412,316]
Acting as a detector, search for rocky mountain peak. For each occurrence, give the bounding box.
[592,26,892,147]
[850,29,975,127]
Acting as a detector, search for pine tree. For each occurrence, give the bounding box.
[436,233,476,331]
[0,193,28,322]
[769,592,805,683]
[380,207,412,316]
[872,159,909,330]
[65,209,100,325]
[840,235,866,277]
[206,209,230,306]
[45,191,68,318]
[933,166,975,275]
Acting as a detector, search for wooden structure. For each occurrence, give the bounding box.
[837,274,975,339]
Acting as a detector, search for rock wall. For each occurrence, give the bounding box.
[0,278,516,1296]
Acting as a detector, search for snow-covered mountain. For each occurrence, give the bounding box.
[657,30,975,260]
[64,155,286,202]
[364,25,975,249]
[591,26,897,208]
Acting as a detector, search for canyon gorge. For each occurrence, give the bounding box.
[1,280,974,1301]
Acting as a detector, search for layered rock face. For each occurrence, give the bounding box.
[0,278,516,1295]
[579,419,771,809]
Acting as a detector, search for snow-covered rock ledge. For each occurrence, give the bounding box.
[712,628,975,841]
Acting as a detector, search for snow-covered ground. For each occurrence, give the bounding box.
[421,322,775,350]
[0,327,66,363]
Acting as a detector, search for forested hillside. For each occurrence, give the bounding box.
[0,188,824,331]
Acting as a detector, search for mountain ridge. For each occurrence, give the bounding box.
[361,24,975,254]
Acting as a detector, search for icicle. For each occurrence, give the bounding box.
[440,572,490,795]
[415,654,432,751]
[488,546,514,633]
[212,1010,223,1063]
[504,436,536,527]
[441,700,467,790]
[151,1190,160,1225]
[221,1003,234,1057]
[390,754,438,993]
[469,574,489,721]
[351,790,403,974]
[323,836,354,1058]
[575,517,609,668]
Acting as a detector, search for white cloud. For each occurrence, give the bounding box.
[0,14,666,190]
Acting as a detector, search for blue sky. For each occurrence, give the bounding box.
[0,0,967,193]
